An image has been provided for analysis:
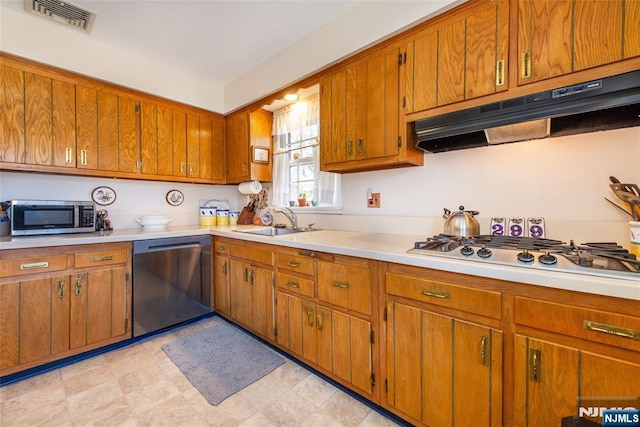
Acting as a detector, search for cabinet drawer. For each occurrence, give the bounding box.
[276,271,314,298]
[515,297,640,352]
[317,261,371,315]
[0,255,68,278]
[74,249,128,268]
[275,253,314,276]
[229,243,273,266]
[214,241,229,254]
[386,273,502,319]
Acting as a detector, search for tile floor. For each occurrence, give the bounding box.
[0,317,402,426]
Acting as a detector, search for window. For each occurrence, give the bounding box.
[272,93,341,209]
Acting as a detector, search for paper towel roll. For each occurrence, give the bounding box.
[238,180,262,195]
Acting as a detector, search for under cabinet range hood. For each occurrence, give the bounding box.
[415,70,640,153]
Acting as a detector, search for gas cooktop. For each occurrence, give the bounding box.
[408,234,640,281]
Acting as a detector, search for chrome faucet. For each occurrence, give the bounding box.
[273,207,298,229]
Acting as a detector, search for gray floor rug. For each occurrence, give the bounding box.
[162,321,286,405]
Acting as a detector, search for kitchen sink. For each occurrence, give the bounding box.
[234,227,312,237]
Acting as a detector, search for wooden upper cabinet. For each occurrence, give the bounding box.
[186,113,200,178]
[210,116,225,183]
[117,96,138,174]
[24,72,52,166]
[156,104,174,176]
[225,109,272,184]
[320,45,421,173]
[140,101,158,175]
[517,0,639,85]
[51,79,76,168]
[404,0,509,114]
[75,85,98,170]
[0,65,25,163]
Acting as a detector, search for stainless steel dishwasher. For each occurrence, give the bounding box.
[133,235,212,337]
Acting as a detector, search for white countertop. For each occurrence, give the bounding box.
[1,225,639,301]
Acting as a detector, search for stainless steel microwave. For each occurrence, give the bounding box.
[10,200,95,236]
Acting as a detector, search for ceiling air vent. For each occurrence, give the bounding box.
[24,0,96,33]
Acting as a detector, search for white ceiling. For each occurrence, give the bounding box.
[1,0,458,111]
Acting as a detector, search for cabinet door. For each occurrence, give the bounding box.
[517,0,637,85]
[245,265,274,339]
[52,79,76,168]
[230,260,248,324]
[186,113,200,178]
[97,91,119,171]
[173,110,187,177]
[214,254,230,316]
[210,116,225,182]
[332,310,372,395]
[24,72,52,165]
[0,281,19,371]
[199,116,213,180]
[140,101,158,175]
[118,96,138,173]
[276,291,304,356]
[405,0,508,112]
[156,104,174,175]
[76,85,98,169]
[8,276,70,365]
[0,65,24,163]
[514,335,640,426]
[225,112,249,182]
[70,267,130,349]
[387,302,502,426]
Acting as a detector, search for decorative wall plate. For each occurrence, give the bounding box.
[166,189,184,206]
[91,186,116,206]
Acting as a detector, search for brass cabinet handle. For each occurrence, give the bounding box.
[248,269,254,285]
[81,149,87,165]
[189,162,194,176]
[480,335,489,366]
[332,280,349,289]
[357,137,364,155]
[522,51,532,78]
[74,277,82,296]
[496,60,505,86]
[65,147,73,163]
[317,312,324,331]
[286,281,300,289]
[180,161,185,174]
[347,139,353,155]
[286,261,300,268]
[217,245,225,251]
[530,348,541,382]
[57,279,65,298]
[583,320,640,341]
[306,307,314,327]
[20,261,49,270]
[243,267,248,282]
[91,255,113,262]
[421,289,450,299]
[222,261,227,275]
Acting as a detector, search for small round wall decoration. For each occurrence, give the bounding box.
[91,186,116,206]
[166,189,184,206]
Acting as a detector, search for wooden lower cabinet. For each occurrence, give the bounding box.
[0,243,132,377]
[229,260,274,339]
[276,292,374,396]
[386,302,503,426]
[514,336,640,426]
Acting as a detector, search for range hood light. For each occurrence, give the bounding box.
[484,118,550,145]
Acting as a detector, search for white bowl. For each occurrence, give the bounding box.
[136,213,172,229]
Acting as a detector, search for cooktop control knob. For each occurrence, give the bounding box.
[517,249,535,263]
[538,252,558,265]
[460,245,475,256]
[476,246,492,258]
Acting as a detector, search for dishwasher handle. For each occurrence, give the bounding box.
[133,235,211,254]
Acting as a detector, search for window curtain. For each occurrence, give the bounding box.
[272,94,341,207]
